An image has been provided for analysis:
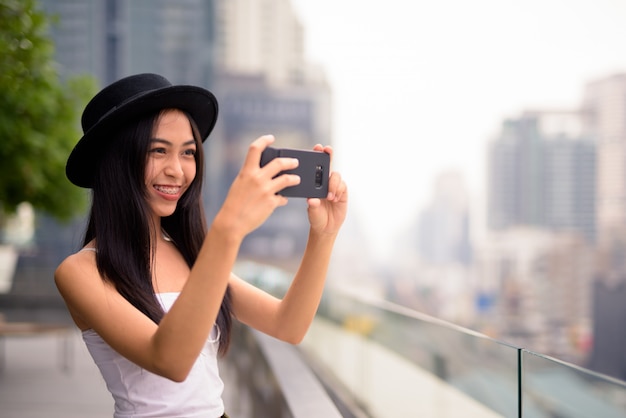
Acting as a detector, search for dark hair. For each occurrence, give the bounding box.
[83,109,232,355]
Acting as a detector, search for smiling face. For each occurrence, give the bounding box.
[145,109,198,219]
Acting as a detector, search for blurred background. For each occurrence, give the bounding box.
[2,0,626,414]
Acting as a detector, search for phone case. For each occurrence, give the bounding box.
[260,147,330,198]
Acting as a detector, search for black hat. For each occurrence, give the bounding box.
[66,73,219,188]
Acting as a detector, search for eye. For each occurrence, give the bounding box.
[150,147,166,154]
[183,148,197,157]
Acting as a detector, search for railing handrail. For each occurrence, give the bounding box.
[328,283,517,346]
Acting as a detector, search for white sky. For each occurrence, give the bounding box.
[292,0,626,254]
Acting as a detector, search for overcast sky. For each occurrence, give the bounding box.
[292,0,626,254]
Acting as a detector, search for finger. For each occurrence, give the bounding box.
[307,197,321,208]
[263,156,299,179]
[313,144,333,163]
[322,145,333,162]
[242,135,275,170]
[272,173,300,193]
[274,194,289,207]
[334,179,348,202]
[327,171,342,200]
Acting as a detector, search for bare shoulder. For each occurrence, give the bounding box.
[55,249,100,290]
[55,249,114,330]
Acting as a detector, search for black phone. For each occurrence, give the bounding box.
[260,147,330,198]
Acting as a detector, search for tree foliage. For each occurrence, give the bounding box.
[0,0,96,224]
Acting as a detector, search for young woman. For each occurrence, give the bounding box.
[55,73,347,418]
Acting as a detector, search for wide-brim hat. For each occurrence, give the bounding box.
[66,73,219,188]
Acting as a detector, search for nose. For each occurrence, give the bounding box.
[164,155,184,178]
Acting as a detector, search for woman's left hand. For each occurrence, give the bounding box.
[307,145,348,235]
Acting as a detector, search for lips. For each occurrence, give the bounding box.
[154,185,181,195]
[153,184,182,200]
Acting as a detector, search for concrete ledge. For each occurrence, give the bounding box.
[253,330,343,418]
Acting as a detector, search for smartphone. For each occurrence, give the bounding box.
[260,147,330,198]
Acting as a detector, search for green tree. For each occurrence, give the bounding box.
[0,0,96,227]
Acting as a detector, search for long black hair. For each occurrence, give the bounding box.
[83,109,232,355]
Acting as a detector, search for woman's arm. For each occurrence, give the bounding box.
[55,224,240,382]
[230,229,338,344]
[231,144,348,343]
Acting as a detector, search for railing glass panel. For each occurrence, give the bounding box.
[309,289,518,417]
[521,350,626,418]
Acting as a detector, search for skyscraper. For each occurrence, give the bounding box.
[487,110,596,243]
[208,0,332,261]
[417,170,472,265]
[41,0,215,86]
[582,73,626,380]
[582,73,626,247]
[213,0,308,86]
[40,0,332,263]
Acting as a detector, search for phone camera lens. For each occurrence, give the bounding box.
[315,165,323,188]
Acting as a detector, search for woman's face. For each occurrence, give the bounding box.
[145,109,197,219]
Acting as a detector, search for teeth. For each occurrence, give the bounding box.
[154,185,180,195]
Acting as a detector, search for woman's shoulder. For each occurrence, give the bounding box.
[55,245,99,287]
[55,245,114,331]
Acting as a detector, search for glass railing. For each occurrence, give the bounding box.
[236,261,626,418]
[521,350,626,417]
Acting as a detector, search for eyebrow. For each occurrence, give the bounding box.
[150,138,196,146]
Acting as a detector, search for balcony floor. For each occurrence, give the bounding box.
[0,330,246,417]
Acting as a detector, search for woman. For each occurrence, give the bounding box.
[55,73,348,418]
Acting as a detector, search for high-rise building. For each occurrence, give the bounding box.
[587,279,626,381]
[487,110,596,243]
[473,228,593,363]
[207,0,332,262]
[488,115,544,229]
[582,73,626,247]
[38,0,332,264]
[582,73,626,380]
[417,170,472,266]
[41,0,215,86]
[213,0,307,86]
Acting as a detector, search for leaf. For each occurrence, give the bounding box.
[0,0,97,222]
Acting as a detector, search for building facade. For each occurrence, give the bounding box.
[582,73,626,381]
[41,0,215,86]
[213,0,307,86]
[417,170,472,266]
[582,74,626,248]
[39,0,332,264]
[473,227,593,364]
[487,110,596,243]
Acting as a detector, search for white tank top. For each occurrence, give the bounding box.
[82,292,225,418]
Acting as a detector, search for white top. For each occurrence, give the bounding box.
[82,292,225,418]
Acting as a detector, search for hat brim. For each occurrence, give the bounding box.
[66,85,218,188]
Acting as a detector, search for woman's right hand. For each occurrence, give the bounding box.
[213,135,301,241]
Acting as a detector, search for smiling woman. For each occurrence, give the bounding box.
[145,110,198,218]
[54,73,348,418]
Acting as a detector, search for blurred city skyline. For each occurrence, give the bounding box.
[292,0,626,258]
[2,0,624,379]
